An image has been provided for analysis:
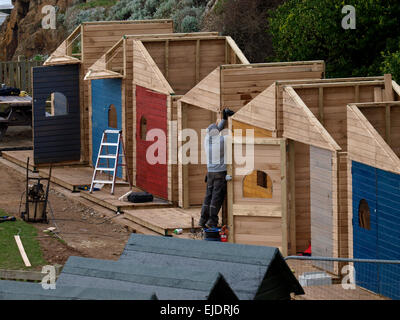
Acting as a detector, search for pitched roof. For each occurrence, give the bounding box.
[57,256,237,300]
[0,280,157,300]
[119,234,304,300]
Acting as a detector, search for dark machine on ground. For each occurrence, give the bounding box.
[20,158,52,223]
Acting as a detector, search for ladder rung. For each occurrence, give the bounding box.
[102,143,119,146]
[92,180,114,184]
[96,168,115,171]
[99,154,117,159]
[104,129,121,134]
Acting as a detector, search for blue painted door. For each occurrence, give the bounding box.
[352,161,379,293]
[91,79,122,178]
[376,168,400,299]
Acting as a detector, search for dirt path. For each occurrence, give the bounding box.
[0,126,32,150]
[0,162,131,266]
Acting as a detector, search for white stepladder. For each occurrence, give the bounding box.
[90,129,132,195]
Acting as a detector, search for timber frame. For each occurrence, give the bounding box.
[42,19,174,165]
[346,76,400,259]
[178,60,326,209]
[225,74,400,266]
[85,32,249,203]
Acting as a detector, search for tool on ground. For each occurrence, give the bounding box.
[20,157,51,223]
[203,227,221,241]
[127,191,153,203]
[0,216,16,223]
[90,129,132,195]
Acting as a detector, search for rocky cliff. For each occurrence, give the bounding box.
[0,0,73,61]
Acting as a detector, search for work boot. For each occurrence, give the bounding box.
[205,219,217,229]
[198,218,207,228]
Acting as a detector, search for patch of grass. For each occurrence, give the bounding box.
[76,0,117,10]
[0,209,47,270]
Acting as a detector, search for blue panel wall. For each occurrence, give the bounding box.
[352,161,400,299]
[91,79,122,178]
[376,168,400,299]
[351,161,379,293]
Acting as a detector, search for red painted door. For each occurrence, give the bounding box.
[136,86,168,199]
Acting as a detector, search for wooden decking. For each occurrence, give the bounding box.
[1,150,87,171]
[1,150,203,237]
[124,207,202,236]
[80,186,171,213]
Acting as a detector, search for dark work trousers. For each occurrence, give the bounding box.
[199,171,227,227]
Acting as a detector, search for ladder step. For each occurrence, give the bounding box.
[96,167,115,171]
[98,155,117,159]
[92,180,114,184]
[104,129,121,134]
[102,143,119,146]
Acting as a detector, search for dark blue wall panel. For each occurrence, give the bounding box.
[376,168,400,299]
[91,79,122,178]
[33,64,80,164]
[351,161,379,293]
[352,161,400,299]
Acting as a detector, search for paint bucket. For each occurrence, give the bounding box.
[204,228,221,241]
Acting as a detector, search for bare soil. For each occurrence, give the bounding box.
[0,126,33,150]
[0,162,131,267]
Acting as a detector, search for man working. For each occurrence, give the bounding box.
[199,108,235,229]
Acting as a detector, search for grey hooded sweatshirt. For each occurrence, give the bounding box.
[204,119,226,172]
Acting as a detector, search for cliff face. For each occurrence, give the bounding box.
[0,0,74,61]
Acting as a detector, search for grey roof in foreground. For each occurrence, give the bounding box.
[119,234,304,300]
[0,280,157,300]
[57,256,238,300]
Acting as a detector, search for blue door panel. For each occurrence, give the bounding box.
[352,161,400,299]
[91,79,122,178]
[351,161,379,293]
[376,168,400,299]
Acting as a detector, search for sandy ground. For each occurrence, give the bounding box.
[0,126,33,149]
[0,161,131,267]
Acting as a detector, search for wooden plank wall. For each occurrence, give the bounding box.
[82,21,173,163]
[232,141,283,250]
[359,105,400,158]
[347,104,400,174]
[338,152,349,258]
[221,63,324,113]
[231,83,277,133]
[179,67,221,112]
[293,141,311,253]
[282,87,339,151]
[33,64,81,164]
[142,38,228,95]
[183,103,215,206]
[293,84,381,152]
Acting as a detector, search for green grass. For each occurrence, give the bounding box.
[0,209,47,270]
[76,0,117,9]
